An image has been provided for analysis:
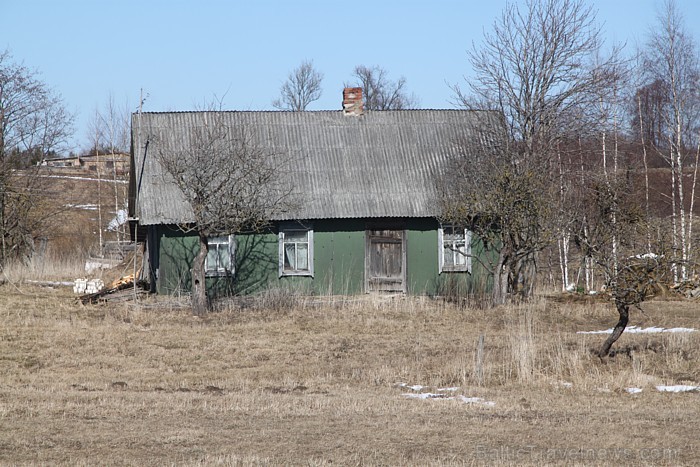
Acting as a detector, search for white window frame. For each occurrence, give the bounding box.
[206,234,235,276]
[438,225,472,273]
[278,223,314,277]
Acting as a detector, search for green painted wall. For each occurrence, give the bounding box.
[234,219,367,295]
[405,219,440,294]
[154,218,491,297]
[155,226,236,299]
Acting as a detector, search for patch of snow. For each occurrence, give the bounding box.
[41,174,127,184]
[625,387,643,394]
[66,203,99,211]
[655,385,698,393]
[458,396,496,406]
[663,327,698,333]
[557,381,573,388]
[578,325,696,335]
[437,387,460,392]
[402,393,495,406]
[565,283,576,292]
[402,393,450,400]
[634,252,660,259]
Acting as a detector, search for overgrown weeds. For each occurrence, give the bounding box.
[0,285,698,464]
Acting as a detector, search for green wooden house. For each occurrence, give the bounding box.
[129,89,502,297]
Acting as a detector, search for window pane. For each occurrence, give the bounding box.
[444,227,456,241]
[206,247,218,271]
[296,243,308,270]
[284,243,297,270]
[218,245,230,270]
[454,243,467,266]
[285,231,308,242]
[443,245,454,267]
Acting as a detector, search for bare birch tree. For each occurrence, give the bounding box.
[94,95,130,246]
[154,102,298,314]
[640,0,700,282]
[272,60,323,111]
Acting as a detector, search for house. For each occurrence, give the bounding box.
[79,153,130,175]
[40,155,81,168]
[40,153,130,175]
[129,89,503,297]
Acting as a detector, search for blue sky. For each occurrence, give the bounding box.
[3,0,699,152]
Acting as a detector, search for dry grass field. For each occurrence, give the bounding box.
[0,276,698,466]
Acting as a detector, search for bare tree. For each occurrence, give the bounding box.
[0,49,74,265]
[453,0,619,153]
[87,94,131,250]
[272,60,323,111]
[640,0,700,282]
[438,127,553,305]
[349,65,418,110]
[574,175,674,358]
[154,101,298,314]
[442,0,620,304]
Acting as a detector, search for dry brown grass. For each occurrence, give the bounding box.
[0,285,698,466]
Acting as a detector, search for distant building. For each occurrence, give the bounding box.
[41,153,130,175]
[78,153,130,175]
[40,156,80,168]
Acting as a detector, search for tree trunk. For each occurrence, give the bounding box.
[492,250,509,305]
[0,182,5,265]
[191,232,209,315]
[513,253,536,300]
[598,300,629,358]
[687,142,700,275]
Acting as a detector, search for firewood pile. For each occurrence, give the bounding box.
[670,277,700,299]
[78,273,148,305]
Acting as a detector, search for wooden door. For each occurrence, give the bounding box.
[366,229,406,292]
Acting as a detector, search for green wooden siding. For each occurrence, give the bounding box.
[154,218,491,297]
[406,221,440,294]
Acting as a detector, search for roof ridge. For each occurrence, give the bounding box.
[133,108,495,115]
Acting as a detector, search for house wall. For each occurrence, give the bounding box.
[153,226,236,299]
[153,218,490,297]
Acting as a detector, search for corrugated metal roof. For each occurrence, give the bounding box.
[131,109,502,225]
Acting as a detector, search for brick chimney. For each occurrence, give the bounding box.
[343,87,363,116]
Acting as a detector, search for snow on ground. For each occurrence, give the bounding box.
[397,383,495,406]
[577,325,696,335]
[402,392,451,400]
[655,385,699,393]
[458,396,496,406]
[621,386,699,394]
[41,174,127,184]
[65,203,99,211]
